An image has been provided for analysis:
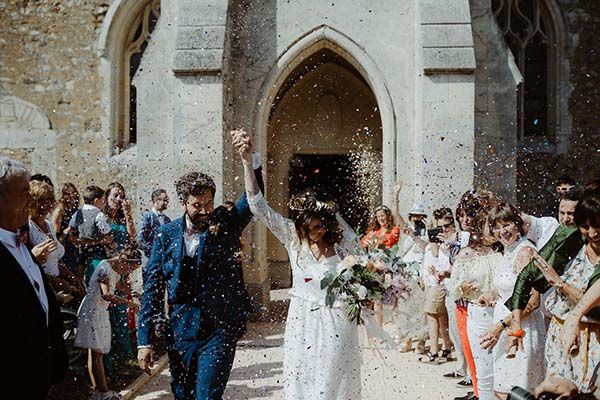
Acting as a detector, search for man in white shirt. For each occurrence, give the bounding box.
[0,157,67,399]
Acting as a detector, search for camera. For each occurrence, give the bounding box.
[427,227,444,243]
[508,386,558,400]
[413,220,426,237]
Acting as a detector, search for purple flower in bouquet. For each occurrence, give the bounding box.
[383,272,410,305]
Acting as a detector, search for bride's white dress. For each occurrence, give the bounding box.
[248,192,362,400]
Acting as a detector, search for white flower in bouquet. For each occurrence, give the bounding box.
[357,285,368,300]
[320,258,386,325]
[342,255,358,268]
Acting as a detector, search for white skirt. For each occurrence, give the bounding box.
[74,296,112,354]
[493,309,546,393]
[283,295,361,400]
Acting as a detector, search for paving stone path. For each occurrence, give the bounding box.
[134,322,467,400]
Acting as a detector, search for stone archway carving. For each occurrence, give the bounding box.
[254,24,397,203]
[0,95,57,178]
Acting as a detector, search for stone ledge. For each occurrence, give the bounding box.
[423,47,476,75]
[422,24,473,48]
[420,0,471,24]
[177,0,228,26]
[176,26,225,50]
[172,49,223,74]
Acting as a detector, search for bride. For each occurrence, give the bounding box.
[233,129,362,399]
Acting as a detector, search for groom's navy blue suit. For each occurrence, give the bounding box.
[138,168,263,400]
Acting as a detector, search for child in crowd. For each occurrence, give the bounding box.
[74,248,142,400]
[66,186,112,283]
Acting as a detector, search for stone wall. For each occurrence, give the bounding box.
[0,0,117,188]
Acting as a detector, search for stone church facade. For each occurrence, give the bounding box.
[1,0,598,310]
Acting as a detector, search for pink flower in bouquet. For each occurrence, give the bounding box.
[374,259,387,272]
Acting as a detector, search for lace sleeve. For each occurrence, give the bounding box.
[335,213,362,258]
[247,191,298,248]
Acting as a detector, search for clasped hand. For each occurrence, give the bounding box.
[231,128,252,161]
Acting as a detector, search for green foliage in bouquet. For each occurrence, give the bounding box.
[321,263,385,325]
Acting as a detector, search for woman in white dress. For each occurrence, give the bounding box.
[75,249,141,400]
[479,203,545,398]
[234,130,361,400]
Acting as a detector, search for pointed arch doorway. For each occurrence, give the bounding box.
[263,47,383,289]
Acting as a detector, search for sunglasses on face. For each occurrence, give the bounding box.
[557,186,574,192]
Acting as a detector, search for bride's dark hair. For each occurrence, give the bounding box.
[288,188,342,246]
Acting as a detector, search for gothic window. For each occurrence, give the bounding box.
[120,0,160,148]
[492,0,557,144]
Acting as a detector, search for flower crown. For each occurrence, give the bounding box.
[287,191,338,215]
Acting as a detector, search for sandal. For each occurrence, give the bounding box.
[441,349,453,361]
[419,351,439,364]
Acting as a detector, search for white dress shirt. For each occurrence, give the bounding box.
[152,207,168,226]
[183,230,201,257]
[0,227,49,323]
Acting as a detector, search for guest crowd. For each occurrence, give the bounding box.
[2,152,600,400]
[360,175,600,400]
[1,157,171,400]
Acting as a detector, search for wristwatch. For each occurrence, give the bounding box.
[500,319,509,329]
[555,280,565,289]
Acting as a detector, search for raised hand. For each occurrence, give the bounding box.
[393,179,403,194]
[231,128,252,164]
[31,238,56,265]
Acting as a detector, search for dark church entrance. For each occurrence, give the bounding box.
[288,154,370,234]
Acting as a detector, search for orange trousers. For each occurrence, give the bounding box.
[456,304,478,397]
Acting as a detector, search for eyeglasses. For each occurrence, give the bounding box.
[439,222,454,230]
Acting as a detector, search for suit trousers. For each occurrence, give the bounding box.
[467,304,494,400]
[168,326,238,400]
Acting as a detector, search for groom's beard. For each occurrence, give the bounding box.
[186,212,210,233]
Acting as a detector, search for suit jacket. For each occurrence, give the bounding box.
[137,210,172,257]
[138,168,263,348]
[1,243,68,399]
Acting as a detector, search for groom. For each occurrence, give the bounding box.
[137,130,263,399]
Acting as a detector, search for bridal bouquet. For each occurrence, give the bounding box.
[320,249,410,325]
